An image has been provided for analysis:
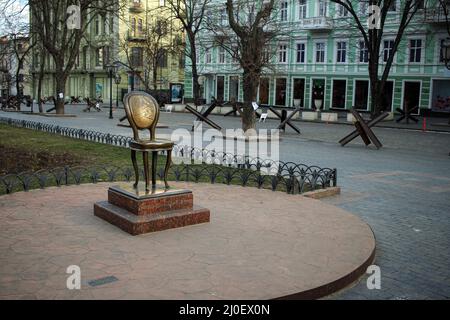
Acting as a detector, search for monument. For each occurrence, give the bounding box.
[94,92,210,235]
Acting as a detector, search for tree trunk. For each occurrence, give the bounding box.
[188,33,201,106]
[37,62,45,113]
[241,70,258,132]
[54,72,66,114]
[152,65,158,90]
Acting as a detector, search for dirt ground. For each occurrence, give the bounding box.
[0,145,85,175]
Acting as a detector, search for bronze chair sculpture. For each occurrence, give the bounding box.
[123,91,174,191]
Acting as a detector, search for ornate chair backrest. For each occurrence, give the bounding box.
[124,91,160,141]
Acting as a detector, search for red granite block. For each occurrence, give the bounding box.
[94,201,210,236]
[108,189,194,215]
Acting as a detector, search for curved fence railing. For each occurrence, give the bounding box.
[0,116,337,195]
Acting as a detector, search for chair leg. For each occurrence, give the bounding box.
[152,151,158,188]
[143,151,150,191]
[131,149,139,188]
[164,150,172,189]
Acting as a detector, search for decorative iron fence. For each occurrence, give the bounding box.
[0,116,337,195]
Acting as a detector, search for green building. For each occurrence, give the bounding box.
[184,0,450,114]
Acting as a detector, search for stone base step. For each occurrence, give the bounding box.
[94,201,210,235]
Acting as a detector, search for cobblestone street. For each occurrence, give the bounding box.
[1,106,450,299]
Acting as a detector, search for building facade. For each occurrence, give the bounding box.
[30,0,184,104]
[0,35,32,98]
[185,0,450,114]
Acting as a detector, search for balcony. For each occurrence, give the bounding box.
[127,31,146,41]
[299,16,333,31]
[129,1,144,13]
[425,6,449,24]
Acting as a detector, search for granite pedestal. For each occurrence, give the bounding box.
[94,182,210,235]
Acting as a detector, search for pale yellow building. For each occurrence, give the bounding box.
[31,0,185,104]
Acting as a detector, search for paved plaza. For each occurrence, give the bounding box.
[0,182,374,299]
[1,106,450,299]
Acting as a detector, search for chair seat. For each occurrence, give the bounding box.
[130,139,174,150]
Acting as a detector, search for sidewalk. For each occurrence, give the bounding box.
[7,102,450,133]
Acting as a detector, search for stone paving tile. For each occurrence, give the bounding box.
[0,183,374,300]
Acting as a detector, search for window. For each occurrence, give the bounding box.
[138,19,143,33]
[440,39,446,63]
[337,4,348,17]
[296,43,305,63]
[95,18,100,35]
[315,42,325,63]
[218,47,225,64]
[95,47,103,66]
[298,0,307,19]
[179,53,185,68]
[360,1,369,15]
[131,18,136,33]
[205,48,211,64]
[359,41,368,63]
[319,0,327,17]
[159,0,165,6]
[220,8,228,26]
[158,49,167,67]
[388,0,397,12]
[409,39,422,63]
[383,40,394,62]
[336,41,347,63]
[131,47,143,67]
[278,44,287,63]
[109,16,114,33]
[280,2,288,21]
[103,46,110,65]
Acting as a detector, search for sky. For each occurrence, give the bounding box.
[0,0,29,36]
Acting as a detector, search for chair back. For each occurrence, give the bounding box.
[124,91,160,141]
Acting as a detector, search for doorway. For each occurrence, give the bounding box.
[402,81,421,115]
[354,80,369,111]
[292,78,305,108]
[311,78,325,110]
[380,81,394,112]
[258,77,270,105]
[216,76,224,102]
[332,79,346,109]
[229,76,239,102]
[275,78,287,106]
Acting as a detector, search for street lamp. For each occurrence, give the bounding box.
[104,63,118,119]
[115,74,122,109]
[443,38,450,70]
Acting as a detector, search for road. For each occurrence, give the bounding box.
[1,105,450,299]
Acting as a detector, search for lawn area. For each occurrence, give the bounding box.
[0,123,166,174]
[0,123,322,195]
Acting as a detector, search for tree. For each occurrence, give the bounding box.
[29,0,120,114]
[162,0,212,106]
[120,16,182,91]
[438,0,450,35]
[210,0,279,131]
[331,0,424,116]
[0,0,34,102]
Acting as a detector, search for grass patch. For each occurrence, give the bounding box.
[0,123,165,173]
[0,123,323,195]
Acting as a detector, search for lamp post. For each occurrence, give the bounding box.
[115,74,121,109]
[104,63,118,119]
